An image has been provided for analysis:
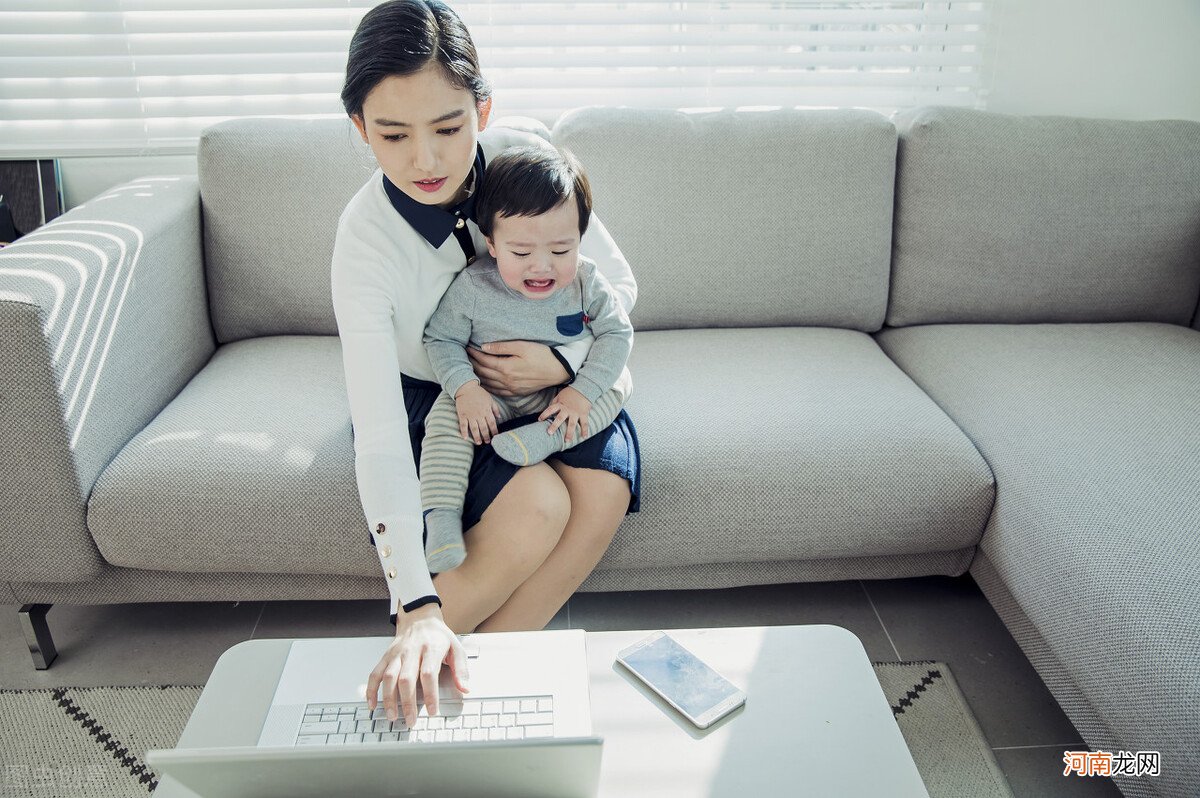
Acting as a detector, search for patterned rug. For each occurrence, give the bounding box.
[0,661,1012,797]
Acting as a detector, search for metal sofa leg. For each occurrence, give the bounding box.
[18,603,58,669]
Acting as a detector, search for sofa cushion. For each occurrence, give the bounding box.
[876,321,1200,798]
[87,330,994,580]
[606,327,995,567]
[199,119,375,343]
[888,106,1200,327]
[87,336,374,578]
[553,108,898,333]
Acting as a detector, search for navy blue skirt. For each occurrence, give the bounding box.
[405,373,642,529]
[366,374,642,551]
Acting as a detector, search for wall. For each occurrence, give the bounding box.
[983,0,1200,121]
[56,0,1200,210]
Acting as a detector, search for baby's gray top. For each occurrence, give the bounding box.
[423,253,634,404]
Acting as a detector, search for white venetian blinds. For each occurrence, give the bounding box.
[0,1,990,158]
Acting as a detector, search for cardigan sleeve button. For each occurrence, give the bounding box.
[376,522,386,535]
[380,545,391,558]
[387,567,397,579]
[455,218,465,229]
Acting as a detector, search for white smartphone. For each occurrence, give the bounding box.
[615,631,747,729]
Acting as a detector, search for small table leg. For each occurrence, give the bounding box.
[18,603,58,670]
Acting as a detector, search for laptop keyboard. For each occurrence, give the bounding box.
[295,696,555,746]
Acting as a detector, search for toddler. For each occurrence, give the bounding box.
[420,145,634,572]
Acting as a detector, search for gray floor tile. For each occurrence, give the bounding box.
[992,745,1124,797]
[0,601,261,689]
[862,575,1085,749]
[251,600,399,640]
[569,581,898,662]
[251,599,570,640]
[545,602,570,631]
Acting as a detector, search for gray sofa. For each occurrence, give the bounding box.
[1,105,1196,798]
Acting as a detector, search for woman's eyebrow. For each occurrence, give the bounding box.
[373,109,466,127]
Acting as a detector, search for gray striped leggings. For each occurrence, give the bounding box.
[419,383,628,518]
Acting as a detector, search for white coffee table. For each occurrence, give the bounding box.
[154,624,929,797]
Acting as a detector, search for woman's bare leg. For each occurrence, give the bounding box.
[476,463,630,632]
[430,462,570,633]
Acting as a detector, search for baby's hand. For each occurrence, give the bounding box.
[454,382,501,444]
[539,386,592,444]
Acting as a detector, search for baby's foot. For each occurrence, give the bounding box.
[491,420,570,466]
[424,508,465,573]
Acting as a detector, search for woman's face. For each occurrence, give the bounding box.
[352,62,491,209]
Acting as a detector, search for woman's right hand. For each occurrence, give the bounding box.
[366,604,470,726]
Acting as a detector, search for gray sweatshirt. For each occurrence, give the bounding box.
[423,253,633,404]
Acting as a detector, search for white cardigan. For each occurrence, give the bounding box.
[330,124,637,615]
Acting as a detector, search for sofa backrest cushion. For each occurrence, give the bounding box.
[199,118,373,342]
[553,107,897,332]
[888,106,1200,327]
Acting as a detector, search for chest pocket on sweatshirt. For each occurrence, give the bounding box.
[556,311,586,337]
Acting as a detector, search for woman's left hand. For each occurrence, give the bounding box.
[467,341,569,396]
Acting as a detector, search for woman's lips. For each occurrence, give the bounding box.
[524,279,555,293]
[413,177,447,193]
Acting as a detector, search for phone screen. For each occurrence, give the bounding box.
[621,634,740,718]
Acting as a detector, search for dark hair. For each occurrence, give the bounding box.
[476,146,593,239]
[341,0,492,119]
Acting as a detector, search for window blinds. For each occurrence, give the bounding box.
[0,1,990,157]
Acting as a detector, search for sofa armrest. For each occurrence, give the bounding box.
[0,176,215,583]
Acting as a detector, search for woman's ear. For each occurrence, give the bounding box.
[477,97,493,131]
[350,114,369,144]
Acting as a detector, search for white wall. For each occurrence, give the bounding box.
[60,154,196,211]
[58,0,1200,210]
[984,0,1200,121]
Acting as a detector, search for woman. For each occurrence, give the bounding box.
[331,0,640,729]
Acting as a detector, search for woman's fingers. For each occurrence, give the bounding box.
[366,664,383,713]
[419,657,441,718]
[467,349,509,388]
[379,657,401,722]
[395,649,421,726]
[446,640,471,694]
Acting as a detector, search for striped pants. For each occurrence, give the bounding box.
[419,373,630,519]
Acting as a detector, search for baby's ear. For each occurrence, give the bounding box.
[484,237,497,258]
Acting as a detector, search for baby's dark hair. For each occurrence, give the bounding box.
[475,146,592,239]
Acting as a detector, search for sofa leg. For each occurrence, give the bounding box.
[18,604,58,670]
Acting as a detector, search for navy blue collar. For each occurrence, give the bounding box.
[382,143,487,249]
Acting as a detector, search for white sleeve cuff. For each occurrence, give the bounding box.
[369,513,437,613]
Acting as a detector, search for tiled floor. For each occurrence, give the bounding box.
[1,574,1124,797]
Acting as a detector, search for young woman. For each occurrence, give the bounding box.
[332,0,640,729]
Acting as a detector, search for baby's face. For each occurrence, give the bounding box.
[485,200,581,300]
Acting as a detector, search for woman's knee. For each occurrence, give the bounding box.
[517,464,571,542]
[481,463,570,562]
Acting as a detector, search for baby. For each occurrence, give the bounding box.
[420,145,634,572]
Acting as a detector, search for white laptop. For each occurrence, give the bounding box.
[146,629,602,798]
